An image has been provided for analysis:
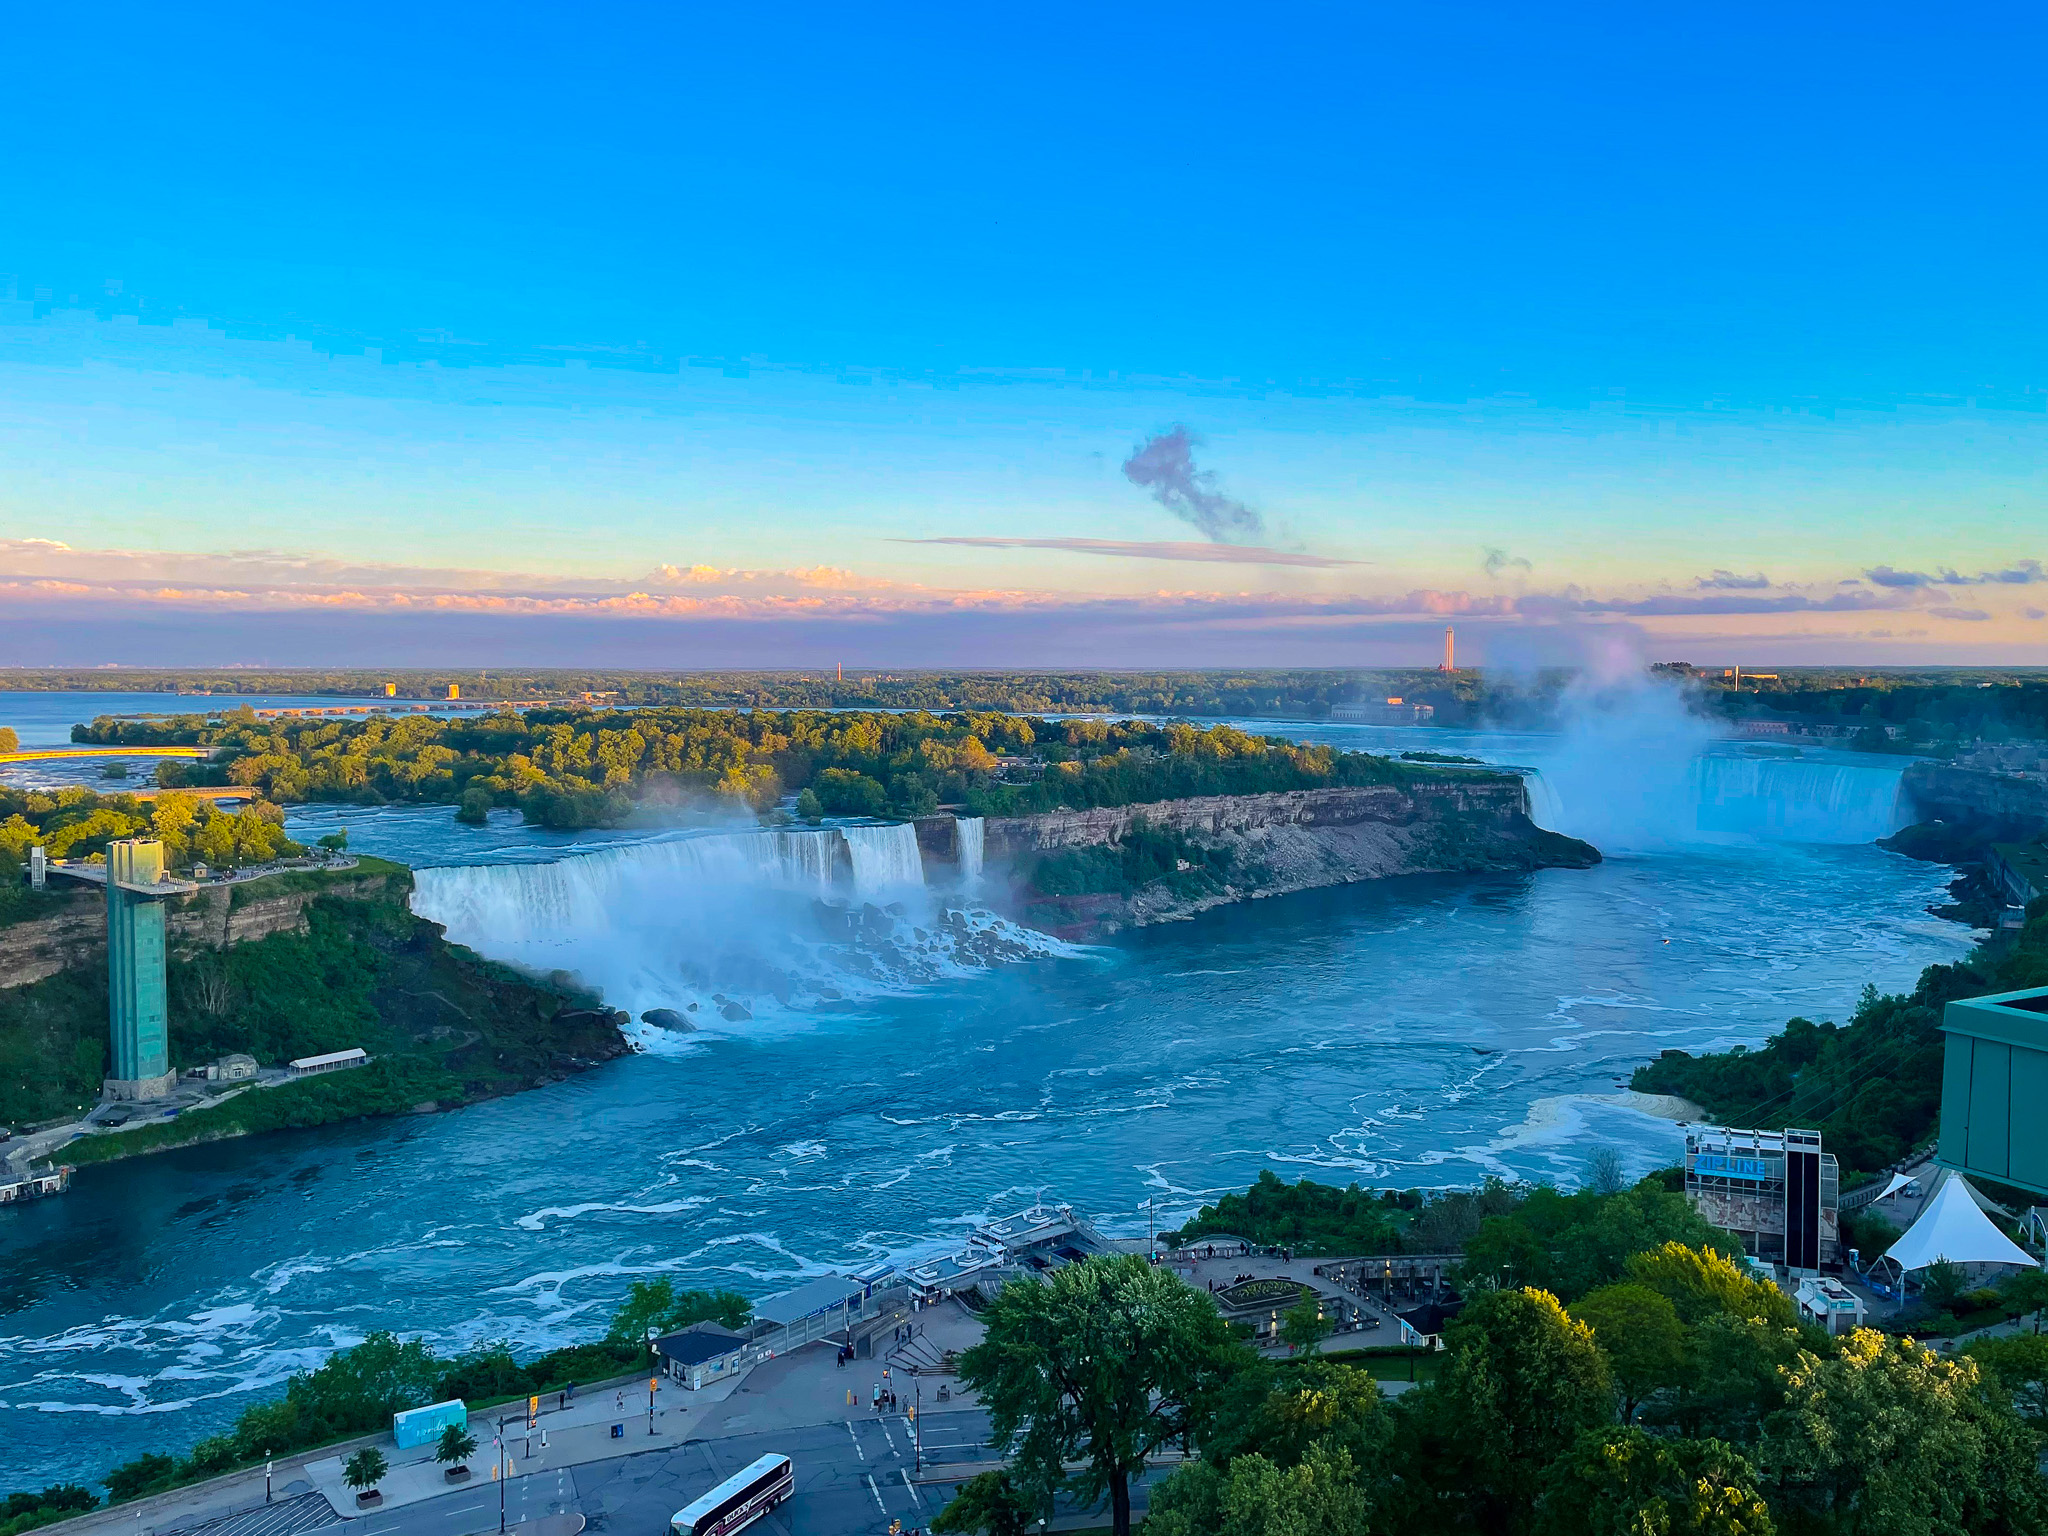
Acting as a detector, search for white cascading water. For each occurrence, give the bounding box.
[955,815,985,886]
[1509,674,1911,851]
[412,822,1071,1040]
[839,822,927,894]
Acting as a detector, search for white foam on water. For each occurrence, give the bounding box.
[411,822,1076,1025]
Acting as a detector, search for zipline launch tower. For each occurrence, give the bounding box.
[104,839,182,1100]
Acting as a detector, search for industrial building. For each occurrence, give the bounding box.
[1683,1125,1840,1271]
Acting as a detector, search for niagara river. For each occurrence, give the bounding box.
[0,714,1977,1486]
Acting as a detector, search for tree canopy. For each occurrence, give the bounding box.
[955,1253,1250,1536]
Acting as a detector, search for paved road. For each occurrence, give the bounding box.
[330,1408,1160,1536]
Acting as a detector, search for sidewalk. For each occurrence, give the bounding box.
[305,1374,741,1516]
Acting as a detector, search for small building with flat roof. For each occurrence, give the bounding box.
[289,1047,368,1077]
[655,1323,751,1390]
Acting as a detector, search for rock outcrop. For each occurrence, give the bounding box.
[980,777,1599,938]
[0,869,398,990]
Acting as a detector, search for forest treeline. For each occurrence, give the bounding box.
[76,708,1482,829]
[13,668,1480,718]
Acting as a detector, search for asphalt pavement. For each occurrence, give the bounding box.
[330,1407,1164,1536]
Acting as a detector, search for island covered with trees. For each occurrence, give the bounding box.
[75,707,1502,830]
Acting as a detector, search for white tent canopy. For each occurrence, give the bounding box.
[1873,1171,1916,1202]
[1881,1172,2037,1274]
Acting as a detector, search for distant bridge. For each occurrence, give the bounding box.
[0,746,212,763]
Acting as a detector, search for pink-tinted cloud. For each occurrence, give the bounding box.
[897,537,1361,568]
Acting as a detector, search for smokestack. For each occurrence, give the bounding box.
[1440,626,1455,672]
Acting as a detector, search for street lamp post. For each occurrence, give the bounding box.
[912,1379,922,1475]
[647,1327,660,1436]
[497,1414,514,1534]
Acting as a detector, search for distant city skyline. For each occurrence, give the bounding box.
[0,3,2041,667]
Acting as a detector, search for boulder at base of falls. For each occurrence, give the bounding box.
[640,1008,696,1032]
[720,1000,754,1022]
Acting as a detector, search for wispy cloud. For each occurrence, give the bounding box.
[1122,426,1263,542]
[896,537,1361,569]
[1866,559,2044,588]
[1482,548,1533,578]
[1693,570,1771,590]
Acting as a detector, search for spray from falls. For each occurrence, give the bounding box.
[411,822,1071,1039]
[1508,674,1910,850]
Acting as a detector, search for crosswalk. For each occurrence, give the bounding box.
[161,1493,337,1536]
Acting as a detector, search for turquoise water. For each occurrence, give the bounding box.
[0,700,1975,1486]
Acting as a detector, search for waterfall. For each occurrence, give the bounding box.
[1524,749,1908,849]
[840,822,927,895]
[1691,757,1907,844]
[955,816,985,885]
[410,821,1064,1032]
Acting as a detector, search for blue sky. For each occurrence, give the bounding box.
[0,2,2043,667]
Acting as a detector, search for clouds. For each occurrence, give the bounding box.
[1121,426,1263,542]
[1866,559,2044,588]
[897,537,1361,569]
[1482,548,1533,578]
[0,533,2038,666]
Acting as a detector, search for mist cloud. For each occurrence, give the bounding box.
[1121,426,1263,542]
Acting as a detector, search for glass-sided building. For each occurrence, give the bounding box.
[1939,986,2048,1198]
[1683,1126,1840,1271]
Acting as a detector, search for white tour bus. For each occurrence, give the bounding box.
[671,1454,794,1536]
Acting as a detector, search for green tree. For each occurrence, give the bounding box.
[1537,1427,1775,1536]
[1966,1333,2048,1429]
[434,1423,478,1469]
[1281,1295,1331,1355]
[0,727,17,754]
[1626,1243,1795,1330]
[811,768,887,817]
[1760,1328,2048,1534]
[930,1469,1038,1536]
[1922,1258,1969,1314]
[957,1253,1249,1536]
[794,787,822,820]
[103,1454,178,1504]
[1432,1287,1615,1534]
[604,1277,752,1343]
[456,786,492,825]
[1152,1443,1373,1536]
[342,1448,387,1498]
[1571,1283,1687,1422]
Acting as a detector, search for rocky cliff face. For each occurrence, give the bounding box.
[981,778,1599,938]
[1901,761,2048,845]
[0,869,398,989]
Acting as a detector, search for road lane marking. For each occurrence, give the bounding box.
[900,1472,923,1508]
[879,1421,900,1456]
[866,1474,887,1514]
[847,1421,865,1460]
